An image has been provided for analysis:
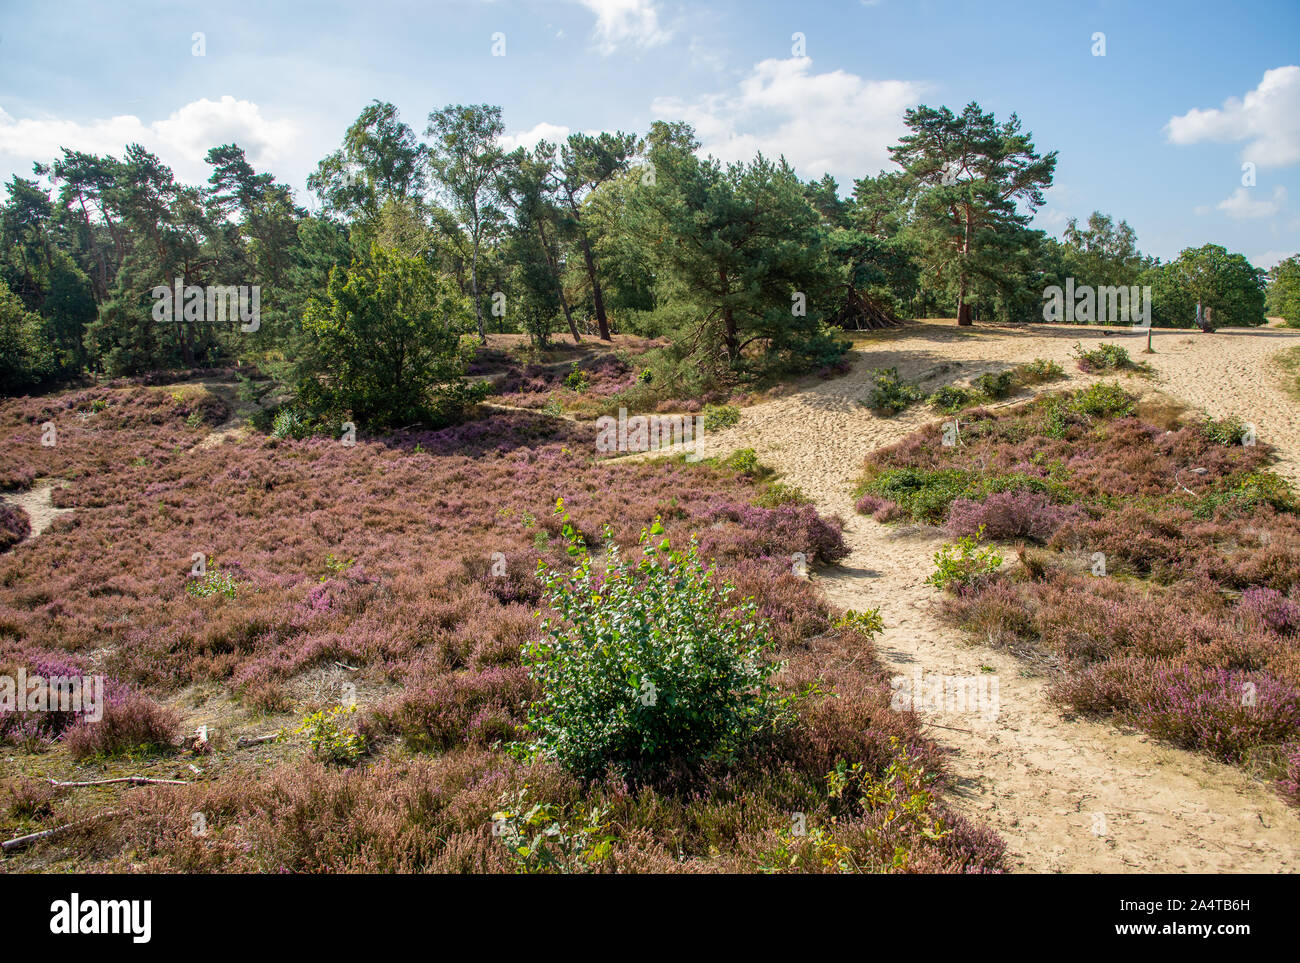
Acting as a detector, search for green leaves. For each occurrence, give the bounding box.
[521,516,784,778]
[925,527,1004,593]
[298,242,476,429]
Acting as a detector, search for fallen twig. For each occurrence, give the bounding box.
[2,811,123,854]
[921,721,975,734]
[235,733,280,749]
[47,776,189,788]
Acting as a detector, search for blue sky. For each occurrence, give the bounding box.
[1,0,1297,267]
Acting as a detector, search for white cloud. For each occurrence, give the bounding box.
[574,0,671,55]
[499,121,572,152]
[0,96,296,185]
[1166,65,1300,168]
[1216,185,1287,219]
[650,57,924,186]
[1252,249,1297,270]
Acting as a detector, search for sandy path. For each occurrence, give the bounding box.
[1,480,72,541]
[688,320,1300,872]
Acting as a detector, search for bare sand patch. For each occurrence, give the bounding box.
[2,480,73,541]
[665,319,1300,872]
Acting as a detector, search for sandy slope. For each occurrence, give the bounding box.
[687,320,1300,872]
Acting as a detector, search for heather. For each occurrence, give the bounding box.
[0,503,29,550]
[856,386,1300,800]
[0,377,1003,872]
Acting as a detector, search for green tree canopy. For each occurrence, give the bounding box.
[299,244,477,428]
[890,102,1056,325]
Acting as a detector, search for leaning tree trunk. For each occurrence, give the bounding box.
[577,232,611,341]
[537,220,580,343]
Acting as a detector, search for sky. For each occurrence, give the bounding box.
[1,0,1297,268]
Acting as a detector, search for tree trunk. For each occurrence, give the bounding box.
[537,220,580,342]
[74,194,109,302]
[471,243,486,345]
[957,212,973,326]
[720,268,738,361]
[956,281,972,326]
[577,231,610,340]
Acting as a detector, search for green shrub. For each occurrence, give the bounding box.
[925,528,1004,592]
[858,467,1069,525]
[522,501,785,777]
[289,704,366,765]
[825,739,951,870]
[298,243,478,429]
[1199,414,1250,446]
[753,481,810,508]
[1039,397,1071,439]
[1070,382,1135,418]
[971,370,1016,400]
[1072,341,1152,375]
[491,787,615,874]
[726,447,761,476]
[1194,471,1297,518]
[832,608,885,635]
[867,368,924,415]
[702,404,741,431]
[1015,358,1065,383]
[928,385,983,414]
[563,364,590,392]
[186,565,239,600]
[272,407,307,439]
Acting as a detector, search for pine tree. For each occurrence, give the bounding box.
[890,103,1055,326]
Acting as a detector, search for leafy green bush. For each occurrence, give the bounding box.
[726,447,761,476]
[1015,358,1065,383]
[522,501,785,777]
[1072,341,1151,375]
[271,407,307,439]
[1199,414,1249,446]
[702,404,741,431]
[925,528,1004,592]
[928,385,983,414]
[1070,382,1135,418]
[971,370,1016,400]
[289,704,366,765]
[867,368,924,415]
[1041,398,1072,439]
[826,739,952,870]
[186,565,239,600]
[1194,471,1297,518]
[753,481,810,508]
[832,608,885,635]
[563,364,590,392]
[299,243,478,429]
[491,787,615,874]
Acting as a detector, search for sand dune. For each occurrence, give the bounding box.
[685,319,1300,872]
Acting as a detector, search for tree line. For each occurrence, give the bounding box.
[1,98,1289,426]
